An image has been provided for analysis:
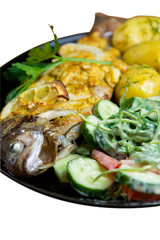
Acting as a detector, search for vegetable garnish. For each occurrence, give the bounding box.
[4,25,111,103]
[94,165,152,182]
[81,95,160,168]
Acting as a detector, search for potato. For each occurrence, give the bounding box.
[112,16,160,53]
[123,40,160,71]
[115,64,160,104]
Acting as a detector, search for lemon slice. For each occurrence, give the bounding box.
[59,43,105,60]
[0,81,69,120]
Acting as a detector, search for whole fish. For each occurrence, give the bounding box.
[0,14,127,177]
[1,114,82,177]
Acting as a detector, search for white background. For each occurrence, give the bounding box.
[1,1,160,239]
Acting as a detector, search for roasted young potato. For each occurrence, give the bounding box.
[115,64,160,103]
[123,40,160,71]
[112,16,160,53]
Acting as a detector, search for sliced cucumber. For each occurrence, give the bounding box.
[81,114,99,147]
[54,154,82,183]
[115,164,160,194]
[93,99,119,120]
[67,157,114,197]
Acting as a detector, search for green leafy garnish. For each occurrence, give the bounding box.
[49,25,61,54]
[3,65,30,83]
[81,95,160,168]
[4,25,112,103]
[4,79,35,103]
[26,26,60,64]
[26,42,56,64]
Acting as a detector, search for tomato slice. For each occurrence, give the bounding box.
[123,186,160,202]
[91,149,121,170]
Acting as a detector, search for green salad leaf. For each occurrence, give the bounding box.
[81,95,160,168]
[130,143,160,168]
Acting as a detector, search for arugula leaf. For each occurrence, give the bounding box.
[82,95,160,163]
[120,94,160,121]
[130,143,160,168]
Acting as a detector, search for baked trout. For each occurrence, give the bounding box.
[0,15,127,177]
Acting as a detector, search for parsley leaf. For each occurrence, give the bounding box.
[26,25,60,64]
[26,43,55,64]
[3,65,30,84]
[4,25,112,103]
[13,63,45,80]
[5,60,64,103]
[5,78,35,103]
[49,25,60,53]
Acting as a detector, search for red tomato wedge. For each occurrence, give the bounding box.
[123,186,160,202]
[91,149,121,170]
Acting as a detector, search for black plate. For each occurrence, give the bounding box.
[1,33,160,208]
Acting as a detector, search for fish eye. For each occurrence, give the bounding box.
[8,141,24,155]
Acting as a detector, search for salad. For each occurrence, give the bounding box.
[54,95,160,202]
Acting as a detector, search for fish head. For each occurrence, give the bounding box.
[1,119,57,177]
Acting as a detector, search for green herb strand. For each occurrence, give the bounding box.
[53,54,112,65]
[94,165,152,182]
[100,118,138,125]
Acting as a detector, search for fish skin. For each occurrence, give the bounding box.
[0,115,24,140]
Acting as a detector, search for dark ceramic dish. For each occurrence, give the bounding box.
[1,33,160,208]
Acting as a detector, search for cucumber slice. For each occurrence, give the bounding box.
[93,99,119,120]
[54,154,82,183]
[116,164,160,194]
[67,157,114,197]
[81,114,99,147]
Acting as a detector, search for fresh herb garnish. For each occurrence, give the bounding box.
[4,25,111,103]
[94,165,151,182]
[26,25,60,64]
